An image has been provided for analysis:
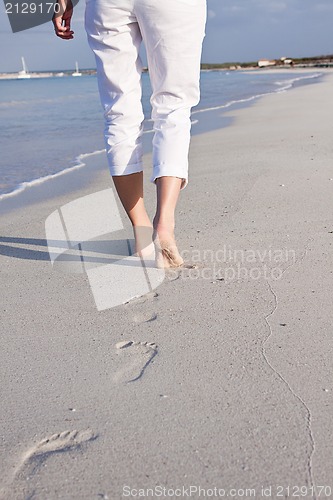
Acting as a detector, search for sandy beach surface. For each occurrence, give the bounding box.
[1,72,333,500]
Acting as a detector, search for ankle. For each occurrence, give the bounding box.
[131,218,153,229]
[153,216,175,232]
[153,224,175,241]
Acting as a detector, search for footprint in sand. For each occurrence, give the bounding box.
[1,429,97,500]
[21,429,96,461]
[113,341,158,384]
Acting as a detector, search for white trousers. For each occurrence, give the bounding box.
[84,0,207,189]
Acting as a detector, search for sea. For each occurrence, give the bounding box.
[0,69,323,200]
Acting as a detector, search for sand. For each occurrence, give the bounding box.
[0,72,333,499]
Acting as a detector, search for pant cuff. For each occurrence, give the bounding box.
[108,162,143,177]
[151,164,188,190]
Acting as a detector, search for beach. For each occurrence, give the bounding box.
[1,71,333,499]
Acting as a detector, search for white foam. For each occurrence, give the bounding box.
[0,149,105,202]
[192,72,323,116]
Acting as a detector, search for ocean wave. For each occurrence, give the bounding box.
[274,72,322,86]
[192,72,323,115]
[0,149,105,202]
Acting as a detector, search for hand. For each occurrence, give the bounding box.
[52,0,74,39]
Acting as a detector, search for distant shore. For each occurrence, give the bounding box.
[0,69,97,80]
[1,54,333,80]
[0,66,331,81]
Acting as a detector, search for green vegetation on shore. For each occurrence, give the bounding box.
[201,62,255,69]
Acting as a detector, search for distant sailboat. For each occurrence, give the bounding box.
[17,57,31,79]
[72,61,82,77]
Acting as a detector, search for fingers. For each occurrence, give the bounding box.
[55,25,74,39]
[52,2,74,39]
[53,19,74,39]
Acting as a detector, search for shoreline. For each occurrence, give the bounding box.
[0,69,326,212]
[1,70,333,499]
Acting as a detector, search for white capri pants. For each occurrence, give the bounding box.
[84,0,207,189]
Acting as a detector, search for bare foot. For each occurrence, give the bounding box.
[153,224,184,269]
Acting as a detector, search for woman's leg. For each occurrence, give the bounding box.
[112,172,153,256]
[85,0,152,255]
[135,0,207,267]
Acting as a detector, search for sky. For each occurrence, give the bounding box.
[0,0,332,72]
